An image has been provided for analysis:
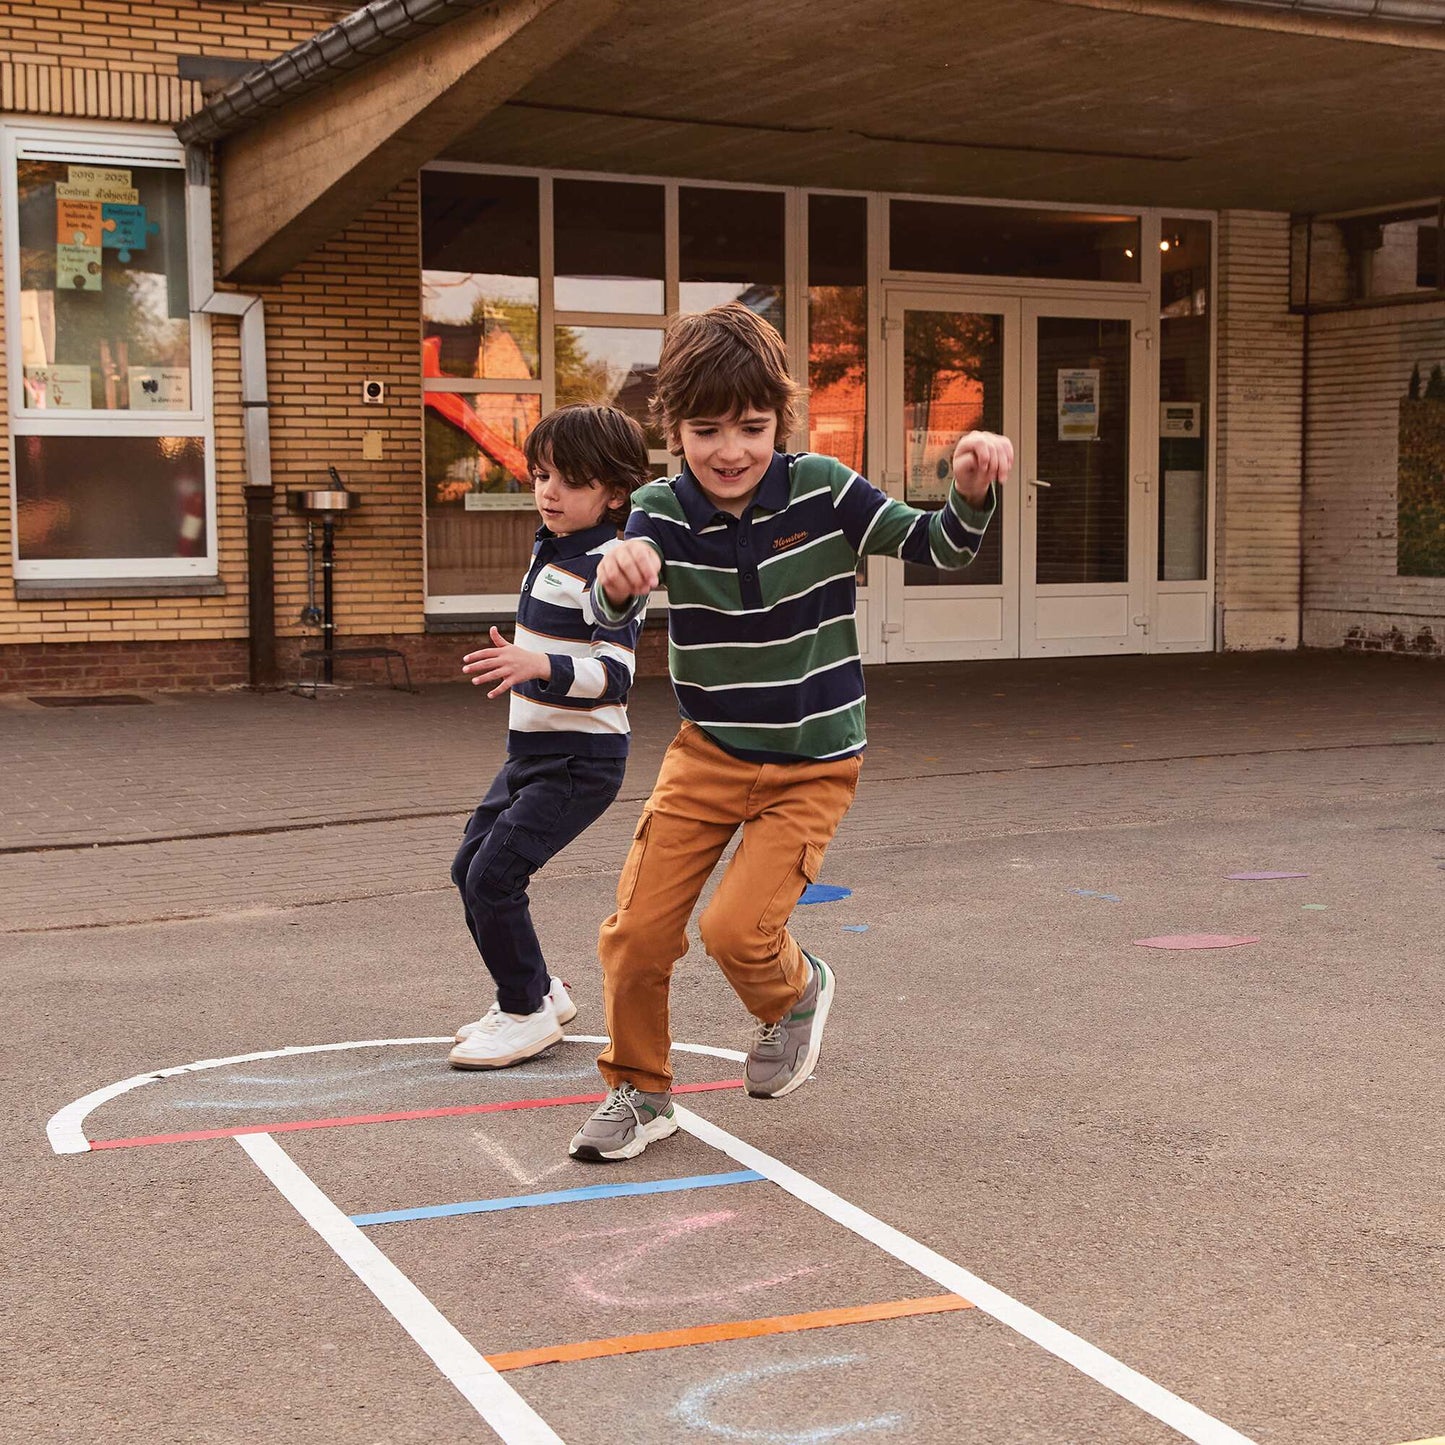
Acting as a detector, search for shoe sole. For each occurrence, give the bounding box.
[746,958,834,1099]
[569,1109,678,1162]
[447,1023,563,1070]
[454,984,576,1042]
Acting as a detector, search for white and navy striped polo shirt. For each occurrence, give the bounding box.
[508,522,642,759]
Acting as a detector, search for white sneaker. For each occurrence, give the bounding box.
[448,1001,562,1070]
[454,977,575,1043]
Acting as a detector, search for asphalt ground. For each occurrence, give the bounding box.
[2,652,1443,1445]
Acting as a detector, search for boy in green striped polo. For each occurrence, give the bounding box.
[567,302,1012,1162]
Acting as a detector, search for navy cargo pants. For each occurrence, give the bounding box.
[451,753,626,1016]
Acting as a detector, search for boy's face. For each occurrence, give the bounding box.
[531,455,618,536]
[676,409,778,516]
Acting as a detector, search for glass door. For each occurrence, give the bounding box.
[1020,298,1152,656]
[881,291,1021,662]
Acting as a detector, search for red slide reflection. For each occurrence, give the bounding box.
[422,336,529,484]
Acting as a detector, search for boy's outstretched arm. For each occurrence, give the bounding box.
[592,537,662,626]
[840,429,1012,570]
[461,626,551,698]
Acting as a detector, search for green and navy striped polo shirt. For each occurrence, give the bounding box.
[592,451,996,763]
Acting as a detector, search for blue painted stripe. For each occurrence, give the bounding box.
[350,1169,765,1227]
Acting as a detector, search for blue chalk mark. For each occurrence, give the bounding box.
[674,1353,904,1442]
[351,1168,764,1227]
[1069,889,1121,902]
[799,884,852,904]
[841,924,869,933]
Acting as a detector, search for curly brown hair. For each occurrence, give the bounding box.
[651,303,800,455]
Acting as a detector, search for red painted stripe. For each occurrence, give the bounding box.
[87,1079,745,1151]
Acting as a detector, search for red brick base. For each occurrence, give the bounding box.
[280,627,670,688]
[0,627,671,694]
[0,638,250,694]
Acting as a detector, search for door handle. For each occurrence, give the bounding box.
[1027,480,1052,488]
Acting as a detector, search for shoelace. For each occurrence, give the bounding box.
[751,1020,785,1049]
[595,1084,644,1120]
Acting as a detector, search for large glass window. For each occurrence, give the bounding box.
[1158,218,1212,582]
[679,186,785,336]
[554,326,665,448]
[422,172,797,604]
[901,307,1004,588]
[18,160,190,411]
[5,129,209,579]
[422,171,539,380]
[891,202,1140,283]
[554,179,664,314]
[808,194,867,474]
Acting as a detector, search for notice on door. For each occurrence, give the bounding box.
[907,429,957,503]
[1058,368,1099,441]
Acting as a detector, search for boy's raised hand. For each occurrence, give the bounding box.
[597,538,661,605]
[461,626,552,698]
[952,431,1014,507]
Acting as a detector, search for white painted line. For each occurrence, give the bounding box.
[47,1036,452,1154]
[46,1035,742,1155]
[675,1106,1257,1445]
[236,1131,563,1445]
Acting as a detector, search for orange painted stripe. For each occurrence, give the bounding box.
[485,1294,974,1372]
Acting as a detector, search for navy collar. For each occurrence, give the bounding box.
[676,453,792,530]
[535,521,618,557]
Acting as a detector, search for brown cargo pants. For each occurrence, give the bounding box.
[596,720,863,1094]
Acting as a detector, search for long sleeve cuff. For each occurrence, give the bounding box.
[949,480,997,529]
[537,655,574,695]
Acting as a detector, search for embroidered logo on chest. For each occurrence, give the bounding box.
[535,568,568,593]
[772,530,809,552]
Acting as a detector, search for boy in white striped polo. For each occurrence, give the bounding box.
[448,405,649,1070]
[568,303,1012,1160]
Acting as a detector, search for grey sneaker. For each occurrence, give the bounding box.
[569,1082,678,1162]
[745,953,835,1099]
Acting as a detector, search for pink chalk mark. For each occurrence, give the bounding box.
[564,1209,834,1308]
[1226,871,1309,881]
[1134,934,1261,950]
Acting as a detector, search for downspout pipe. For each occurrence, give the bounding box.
[185,143,277,689]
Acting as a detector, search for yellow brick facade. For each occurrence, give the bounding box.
[0,0,428,686]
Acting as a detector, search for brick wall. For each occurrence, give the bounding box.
[1302,301,1445,653]
[1216,211,1305,650]
[0,0,429,692]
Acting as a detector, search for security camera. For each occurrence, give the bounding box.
[362,379,385,404]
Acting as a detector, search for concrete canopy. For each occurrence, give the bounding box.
[430,0,1445,213]
[210,0,627,282]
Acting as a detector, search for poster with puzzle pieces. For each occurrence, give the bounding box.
[55,166,138,205]
[57,243,102,291]
[57,198,102,246]
[102,203,158,262]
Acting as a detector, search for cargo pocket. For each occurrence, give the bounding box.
[616,809,653,910]
[757,840,824,934]
[476,825,550,901]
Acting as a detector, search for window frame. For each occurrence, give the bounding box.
[421,165,799,615]
[2,119,215,581]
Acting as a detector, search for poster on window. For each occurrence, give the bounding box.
[56,243,102,291]
[906,429,958,503]
[57,198,102,246]
[1058,368,1100,441]
[56,166,138,205]
[23,365,91,409]
[101,203,157,261]
[128,366,191,411]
